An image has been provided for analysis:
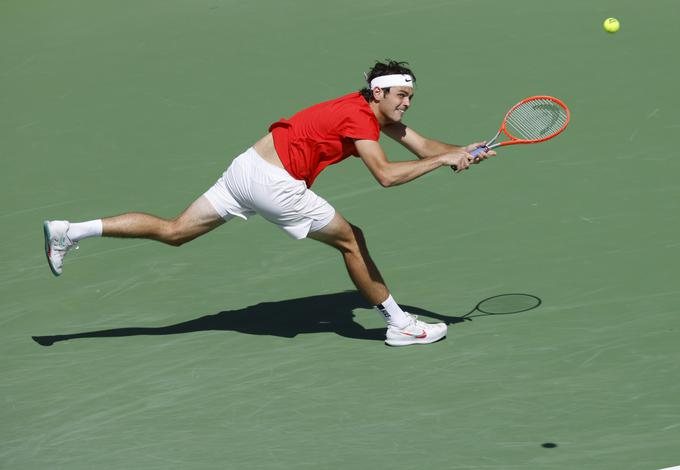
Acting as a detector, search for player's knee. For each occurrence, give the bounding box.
[340,224,365,254]
[162,220,190,247]
[166,237,186,247]
[350,224,365,244]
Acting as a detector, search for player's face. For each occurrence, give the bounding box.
[380,86,414,123]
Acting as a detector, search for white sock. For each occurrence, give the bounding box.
[67,219,103,242]
[375,294,410,328]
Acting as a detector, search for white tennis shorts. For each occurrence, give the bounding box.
[203,147,336,240]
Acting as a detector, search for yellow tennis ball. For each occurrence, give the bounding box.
[603,17,620,33]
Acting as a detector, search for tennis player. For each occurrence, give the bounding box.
[43,60,494,347]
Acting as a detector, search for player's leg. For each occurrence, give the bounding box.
[44,195,228,276]
[308,212,447,346]
[101,195,225,246]
[307,212,388,305]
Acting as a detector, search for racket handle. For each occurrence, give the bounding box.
[470,145,490,158]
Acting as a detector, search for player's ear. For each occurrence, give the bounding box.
[372,87,384,101]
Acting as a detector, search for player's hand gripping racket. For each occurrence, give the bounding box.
[470,96,571,158]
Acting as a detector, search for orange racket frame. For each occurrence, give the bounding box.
[470,95,571,157]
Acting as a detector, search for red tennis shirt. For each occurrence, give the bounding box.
[269,92,381,188]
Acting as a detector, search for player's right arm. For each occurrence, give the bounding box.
[382,122,494,161]
[355,139,473,187]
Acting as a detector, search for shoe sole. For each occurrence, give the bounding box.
[385,333,447,347]
[43,221,61,277]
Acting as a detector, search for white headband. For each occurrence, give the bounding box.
[369,74,414,89]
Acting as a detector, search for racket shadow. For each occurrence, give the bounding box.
[413,293,543,325]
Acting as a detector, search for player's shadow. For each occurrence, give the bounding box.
[31,291,470,347]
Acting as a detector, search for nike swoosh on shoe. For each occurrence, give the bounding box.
[402,330,427,339]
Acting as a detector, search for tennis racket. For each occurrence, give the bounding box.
[470,96,570,158]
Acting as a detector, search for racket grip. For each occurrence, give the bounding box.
[470,145,490,158]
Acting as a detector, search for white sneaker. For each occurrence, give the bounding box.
[385,313,448,346]
[43,220,77,276]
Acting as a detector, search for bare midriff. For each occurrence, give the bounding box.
[252,133,285,169]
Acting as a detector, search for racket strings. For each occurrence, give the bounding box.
[505,99,568,141]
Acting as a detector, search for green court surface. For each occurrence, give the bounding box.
[2,0,680,468]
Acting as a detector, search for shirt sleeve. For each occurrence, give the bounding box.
[338,106,380,141]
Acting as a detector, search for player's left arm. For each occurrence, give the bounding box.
[382,122,494,161]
